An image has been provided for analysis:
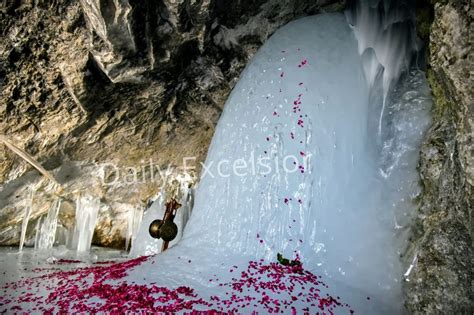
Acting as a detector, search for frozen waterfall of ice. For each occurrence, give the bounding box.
[127,9,431,314]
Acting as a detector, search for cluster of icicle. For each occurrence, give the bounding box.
[19,191,103,253]
[19,172,194,256]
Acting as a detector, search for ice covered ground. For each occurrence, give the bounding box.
[0,7,432,314]
[0,247,126,286]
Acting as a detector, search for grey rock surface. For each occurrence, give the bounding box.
[403,0,473,313]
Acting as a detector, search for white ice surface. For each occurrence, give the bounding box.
[127,12,431,314]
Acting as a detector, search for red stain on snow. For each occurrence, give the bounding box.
[298,165,305,173]
[298,59,308,68]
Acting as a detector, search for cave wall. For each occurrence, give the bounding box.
[404,0,473,313]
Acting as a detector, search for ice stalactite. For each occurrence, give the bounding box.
[18,188,34,252]
[345,0,421,139]
[33,217,41,250]
[69,195,100,253]
[35,198,61,250]
[125,206,143,251]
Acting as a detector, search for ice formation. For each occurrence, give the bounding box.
[130,174,194,256]
[125,206,143,251]
[18,188,34,252]
[127,9,430,313]
[346,0,421,138]
[68,195,100,252]
[34,198,61,250]
[1,2,432,313]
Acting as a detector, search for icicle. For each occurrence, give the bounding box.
[346,0,420,138]
[125,206,143,251]
[70,195,100,253]
[35,198,61,250]
[33,217,42,250]
[19,189,34,252]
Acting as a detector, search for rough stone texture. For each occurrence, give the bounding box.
[0,0,344,247]
[403,0,473,314]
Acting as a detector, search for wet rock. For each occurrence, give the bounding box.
[403,0,473,313]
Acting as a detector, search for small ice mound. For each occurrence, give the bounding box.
[130,175,194,256]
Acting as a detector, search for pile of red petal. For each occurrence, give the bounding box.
[0,256,210,313]
[208,259,353,314]
[1,254,354,314]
